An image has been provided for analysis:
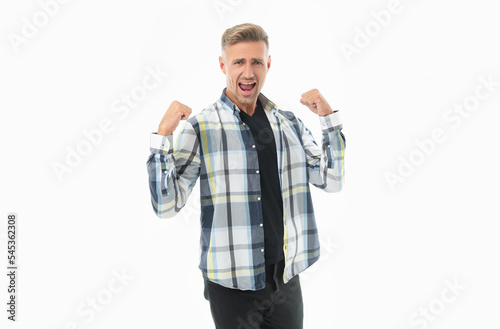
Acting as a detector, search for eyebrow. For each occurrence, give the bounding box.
[233,58,264,62]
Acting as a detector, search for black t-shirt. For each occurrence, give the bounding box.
[239,100,284,265]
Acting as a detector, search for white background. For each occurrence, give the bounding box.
[1,0,499,328]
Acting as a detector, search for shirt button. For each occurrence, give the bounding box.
[256,170,259,174]
[257,196,261,201]
[261,249,264,253]
[260,223,263,227]
[252,145,256,148]
[164,171,167,174]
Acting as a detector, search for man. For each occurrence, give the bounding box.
[147,23,345,329]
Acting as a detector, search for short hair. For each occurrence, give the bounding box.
[221,23,269,52]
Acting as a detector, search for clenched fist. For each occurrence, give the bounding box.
[300,89,334,117]
[157,101,192,136]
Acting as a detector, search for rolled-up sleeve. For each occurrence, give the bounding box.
[146,121,201,218]
[301,111,346,192]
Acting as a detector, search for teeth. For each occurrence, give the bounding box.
[241,82,255,85]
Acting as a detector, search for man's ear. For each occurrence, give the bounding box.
[267,55,271,71]
[219,56,226,74]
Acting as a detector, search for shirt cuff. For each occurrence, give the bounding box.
[150,133,173,155]
[319,111,342,133]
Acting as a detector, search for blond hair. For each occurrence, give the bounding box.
[221,23,269,52]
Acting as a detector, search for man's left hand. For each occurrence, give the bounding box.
[300,89,334,116]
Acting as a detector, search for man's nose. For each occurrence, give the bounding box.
[242,63,254,79]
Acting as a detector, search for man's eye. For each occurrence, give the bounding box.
[234,61,242,65]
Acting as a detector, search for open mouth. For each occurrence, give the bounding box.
[238,82,256,95]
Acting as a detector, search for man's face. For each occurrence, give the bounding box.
[219,41,271,108]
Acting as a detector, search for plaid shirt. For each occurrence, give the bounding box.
[147,89,345,291]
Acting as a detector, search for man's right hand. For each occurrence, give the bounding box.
[157,101,192,136]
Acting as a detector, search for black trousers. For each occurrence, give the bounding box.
[204,260,303,329]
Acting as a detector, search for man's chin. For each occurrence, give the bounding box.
[236,91,259,105]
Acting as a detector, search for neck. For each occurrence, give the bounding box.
[225,89,257,115]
